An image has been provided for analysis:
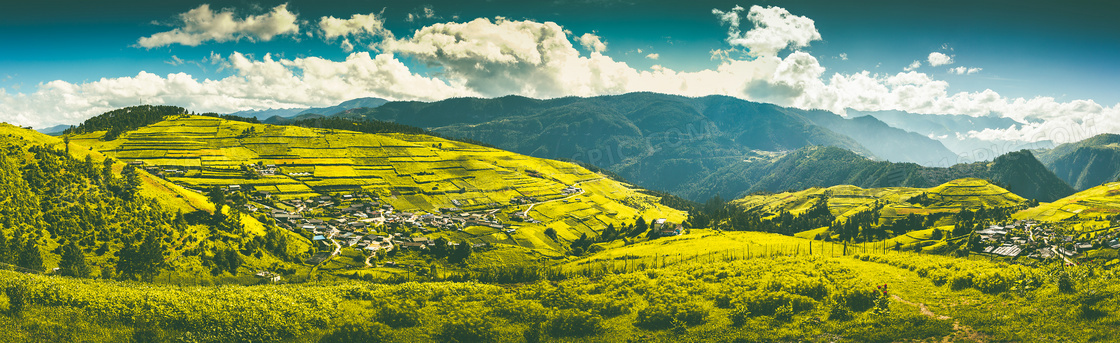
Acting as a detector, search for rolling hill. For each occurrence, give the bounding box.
[677,146,1074,202]
[1036,133,1120,190]
[334,92,965,199]
[67,114,685,259]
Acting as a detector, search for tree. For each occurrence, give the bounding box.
[17,238,43,272]
[118,231,166,281]
[59,240,90,278]
[207,186,226,220]
[630,217,648,237]
[0,232,9,264]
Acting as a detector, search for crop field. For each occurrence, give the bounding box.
[732,178,1026,225]
[68,115,685,257]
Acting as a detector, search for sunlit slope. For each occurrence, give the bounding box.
[732,178,1026,222]
[1014,181,1120,222]
[69,115,685,253]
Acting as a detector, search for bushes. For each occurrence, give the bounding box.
[544,309,604,337]
[734,290,814,317]
[635,301,709,329]
[318,322,388,343]
[833,286,878,312]
[436,315,499,343]
[375,301,423,328]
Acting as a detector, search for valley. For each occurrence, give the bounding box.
[2,102,1119,343]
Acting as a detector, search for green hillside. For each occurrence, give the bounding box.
[1037,133,1120,190]
[679,146,1074,202]
[68,114,685,261]
[2,231,1117,342]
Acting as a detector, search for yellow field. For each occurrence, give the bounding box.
[67,115,686,256]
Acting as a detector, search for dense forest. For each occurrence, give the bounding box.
[63,105,186,140]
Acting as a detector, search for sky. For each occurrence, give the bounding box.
[1,0,1118,144]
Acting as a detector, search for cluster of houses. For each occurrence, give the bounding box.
[977,220,1120,259]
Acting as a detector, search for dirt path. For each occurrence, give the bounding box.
[891,293,991,342]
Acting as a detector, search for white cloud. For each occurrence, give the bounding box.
[646,53,659,60]
[949,66,982,75]
[712,5,821,57]
[319,12,391,40]
[927,52,954,66]
[576,33,607,53]
[13,6,1120,145]
[0,52,475,128]
[839,53,848,61]
[904,60,921,71]
[137,4,299,48]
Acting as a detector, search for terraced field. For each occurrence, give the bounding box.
[733,178,1026,223]
[68,115,685,255]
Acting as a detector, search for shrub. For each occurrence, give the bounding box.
[973,271,1010,294]
[319,322,388,343]
[735,290,814,317]
[490,298,547,323]
[376,301,422,328]
[437,315,499,343]
[635,301,709,330]
[949,272,973,290]
[834,286,878,312]
[545,309,604,337]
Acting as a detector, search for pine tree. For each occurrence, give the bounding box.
[17,238,43,272]
[137,231,165,281]
[59,240,90,278]
[0,232,8,264]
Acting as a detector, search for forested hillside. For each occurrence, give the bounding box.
[0,123,303,283]
[1037,134,1120,190]
[677,146,1074,202]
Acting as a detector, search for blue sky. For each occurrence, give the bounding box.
[1,0,1118,143]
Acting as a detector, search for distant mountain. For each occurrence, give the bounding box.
[228,97,388,119]
[35,124,71,136]
[850,109,1053,159]
[336,92,973,199]
[1036,134,1120,190]
[799,110,959,166]
[262,113,326,124]
[678,146,1073,202]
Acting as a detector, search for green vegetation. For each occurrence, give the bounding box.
[4,104,1120,342]
[2,233,1117,342]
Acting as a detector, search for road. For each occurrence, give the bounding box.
[521,178,598,220]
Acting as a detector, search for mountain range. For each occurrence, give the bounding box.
[227,97,388,120]
[333,93,974,200]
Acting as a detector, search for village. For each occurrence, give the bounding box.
[975,220,1120,260]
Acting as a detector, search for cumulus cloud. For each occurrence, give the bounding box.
[0,52,475,128]
[927,52,954,66]
[949,66,982,75]
[576,33,607,53]
[904,60,921,71]
[839,53,848,61]
[712,5,821,57]
[137,4,299,48]
[319,12,391,40]
[646,53,659,60]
